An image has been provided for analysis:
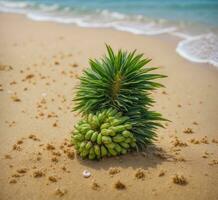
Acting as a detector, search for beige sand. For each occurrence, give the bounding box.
[0,13,218,200]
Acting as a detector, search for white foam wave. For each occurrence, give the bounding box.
[26,12,177,35]
[27,13,84,25]
[38,4,59,12]
[100,9,126,20]
[113,22,177,35]
[176,33,218,67]
[0,0,30,8]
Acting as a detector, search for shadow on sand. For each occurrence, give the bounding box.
[77,145,174,171]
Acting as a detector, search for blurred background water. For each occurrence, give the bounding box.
[0,0,218,66]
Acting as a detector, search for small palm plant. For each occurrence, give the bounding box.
[73,45,166,155]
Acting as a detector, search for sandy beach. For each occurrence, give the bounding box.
[0,13,218,200]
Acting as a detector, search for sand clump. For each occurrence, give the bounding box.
[11,173,21,178]
[54,61,60,65]
[52,151,61,157]
[6,120,16,127]
[91,181,100,190]
[108,167,120,176]
[10,81,17,85]
[135,168,145,179]
[12,144,22,151]
[212,138,218,143]
[46,143,55,150]
[52,122,58,127]
[158,170,165,177]
[190,138,200,144]
[23,74,35,81]
[183,128,194,134]
[174,156,186,162]
[71,63,78,67]
[54,188,67,197]
[17,140,23,145]
[9,179,17,184]
[0,84,3,91]
[208,160,218,166]
[65,149,75,160]
[29,134,40,141]
[0,64,13,71]
[173,174,188,185]
[200,136,209,144]
[11,95,21,102]
[4,154,12,159]
[48,176,57,182]
[47,112,58,119]
[172,137,188,147]
[17,168,28,174]
[190,136,209,144]
[51,157,58,163]
[114,180,126,190]
[33,170,45,178]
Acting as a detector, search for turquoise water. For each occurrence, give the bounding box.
[0,0,218,66]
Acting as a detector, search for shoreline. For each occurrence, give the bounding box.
[0,13,218,200]
[1,12,218,69]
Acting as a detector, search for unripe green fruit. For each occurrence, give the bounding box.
[105,142,116,149]
[97,113,106,123]
[122,130,132,138]
[87,113,93,123]
[125,138,132,143]
[89,147,95,155]
[74,134,84,141]
[79,145,84,153]
[71,108,136,160]
[111,119,121,126]
[112,125,126,132]
[108,148,117,156]
[89,153,96,160]
[91,132,98,142]
[73,129,80,135]
[101,123,110,129]
[85,141,92,150]
[113,135,125,143]
[85,130,94,140]
[92,116,100,128]
[114,144,122,153]
[81,149,89,158]
[101,145,107,157]
[125,123,132,130]
[102,136,112,144]
[94,145,100,157]
[80,126,90,134]
[120,142,130,149]
[101,129,110,136]
[97,133,102,145]
[101,129,114,136]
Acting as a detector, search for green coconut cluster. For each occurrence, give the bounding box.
[71,108,136,160]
